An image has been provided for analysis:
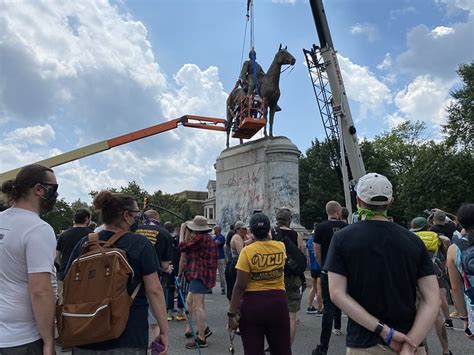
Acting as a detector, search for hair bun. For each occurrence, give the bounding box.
[93,190,114,210]
[1,180,15,194]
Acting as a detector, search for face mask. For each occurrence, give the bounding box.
[357,205,387,221]
[128,214,141,232]
[40,186,58,213]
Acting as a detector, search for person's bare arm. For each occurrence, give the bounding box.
[144,272,169,354]
[329,272,414,353]
[29,273,55,354]
[446,244,473,340]
[178,252,186,277]
[315,243,322,267]
[297,233,306,253]
[228,270,250,330]
[405,275,440,345]
[231,235,245,254]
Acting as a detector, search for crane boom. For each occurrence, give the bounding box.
[306,0,366,217]
[0,115,226,183]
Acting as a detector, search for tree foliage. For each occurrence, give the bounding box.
[300,121,474,228]
[443,62,474,150]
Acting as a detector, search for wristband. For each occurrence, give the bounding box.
[384,327,395,346]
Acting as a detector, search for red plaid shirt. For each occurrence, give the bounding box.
[179,233,217,289]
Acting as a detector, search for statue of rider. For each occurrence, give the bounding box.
[239,49,265,96]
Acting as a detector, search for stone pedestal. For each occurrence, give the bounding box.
[215,136,306,234]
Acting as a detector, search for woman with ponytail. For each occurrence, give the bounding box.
[446,203,474,341]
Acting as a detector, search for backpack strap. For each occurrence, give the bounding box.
[88,233,100,242]
[106,230,129,246]
[131,282,142,300]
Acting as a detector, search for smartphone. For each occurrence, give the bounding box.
[151,339,165,354]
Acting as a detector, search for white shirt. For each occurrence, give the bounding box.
[0,207,56,347]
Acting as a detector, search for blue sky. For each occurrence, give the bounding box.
[0,0,473,203]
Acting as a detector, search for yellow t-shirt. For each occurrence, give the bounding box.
[236,240,287,292]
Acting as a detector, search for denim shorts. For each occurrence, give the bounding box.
[188,279,211,294]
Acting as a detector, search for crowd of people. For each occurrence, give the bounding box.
[0,164,473,355]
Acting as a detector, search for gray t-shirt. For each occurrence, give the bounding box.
[0,207,56,347]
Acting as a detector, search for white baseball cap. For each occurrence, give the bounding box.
[356,173,393,206]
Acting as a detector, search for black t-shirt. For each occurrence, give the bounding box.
[56,226,92,279]
[314,220,347,268]
[67,230,159,349]
[325,221,436,348]
[135,223,173,265]
[430,222,456,240]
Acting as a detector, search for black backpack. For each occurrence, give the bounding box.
[271,227,307,276]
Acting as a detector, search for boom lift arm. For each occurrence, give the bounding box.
[304,0,366,217]
[0,115,226,183]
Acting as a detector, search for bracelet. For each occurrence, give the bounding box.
[384,327,395,346]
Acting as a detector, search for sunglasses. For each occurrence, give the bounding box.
[39,183,59,193]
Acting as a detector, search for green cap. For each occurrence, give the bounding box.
[410,217,428,232]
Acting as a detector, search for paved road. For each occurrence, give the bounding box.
[58,284,472,354]
[166,284,472,355]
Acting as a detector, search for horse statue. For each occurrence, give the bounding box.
[226,44,296,148]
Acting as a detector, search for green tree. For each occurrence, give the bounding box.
[443,62,474,150]
[42,198,74,234]
[299,139,344,228]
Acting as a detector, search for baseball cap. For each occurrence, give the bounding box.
[250,213,271,237]
[410,217,428,232]
[433,210,446,225]
[356,173,393,206]
[234,221,247,230]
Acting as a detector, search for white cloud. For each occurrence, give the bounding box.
[393,75,455,127]
[435,0,474,15]
[337,55,392,118]
[396,10,474,79]
[385,113,407,129]
[272,0,296,4]
[0,0,166,134]
[350,22,379,42]
[4,124,55,146]
[389,6,416,20]
[431,26,455,38]
[377,53,393,71]
[0,1,231,202]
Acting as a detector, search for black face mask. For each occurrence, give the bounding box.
[40,185,58,213]
[129,214,141,232]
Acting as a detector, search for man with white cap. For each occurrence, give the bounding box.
[323,173,440,354]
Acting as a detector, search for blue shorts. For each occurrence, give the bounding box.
[310,269,321,279]
[188,279,211,294]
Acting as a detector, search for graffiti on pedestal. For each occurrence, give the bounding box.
[269,173,300,224]
[219,165,264,229]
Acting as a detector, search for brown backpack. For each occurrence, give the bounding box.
[58,231,141,347]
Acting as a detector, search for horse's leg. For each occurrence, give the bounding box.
[269,106,275,137]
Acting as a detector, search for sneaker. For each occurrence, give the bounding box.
[307,306,318,314]
[444,319,454,329]
[312,345,327,355]
[204,326,213,338]
[315,309,323,316]
[175,310,186,321]
[332,328,342,336]
[221,289,226,295]
[185,337,208,349]
[449,310,459,318]
[167,310,173,321]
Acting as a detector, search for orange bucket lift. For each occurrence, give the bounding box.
[231,94,266,139]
